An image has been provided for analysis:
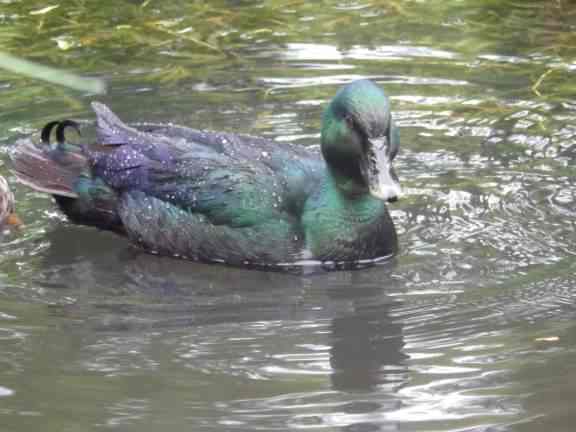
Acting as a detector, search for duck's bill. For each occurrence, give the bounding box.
[361,137,401,202]
[6,212,23,228]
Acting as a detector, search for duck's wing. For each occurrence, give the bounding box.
[117,164,301,263]
[89,103,304,263]
[132,121,316,162]
[130,121,325,211]
[133,121,322,175]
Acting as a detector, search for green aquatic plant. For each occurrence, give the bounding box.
[0,51,105,94]
[1,0,574,93]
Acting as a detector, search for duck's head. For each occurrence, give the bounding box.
[321,79,400,202]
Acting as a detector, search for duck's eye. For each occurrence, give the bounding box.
[345,116,366,139]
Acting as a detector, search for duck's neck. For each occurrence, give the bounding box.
[321,170,378,213]
[326,166,367,198]
[302,172,396,261]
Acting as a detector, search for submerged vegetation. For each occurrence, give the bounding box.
[0,0,574,147]
[0,0,574,94]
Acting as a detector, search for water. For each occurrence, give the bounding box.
[1,1,576,431]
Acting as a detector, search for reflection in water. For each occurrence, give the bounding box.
[329,290,407,392]
[328,289,408,432]
[12,226,412,430]
[38,227,540,431]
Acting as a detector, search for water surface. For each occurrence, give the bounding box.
[1,1,576,431]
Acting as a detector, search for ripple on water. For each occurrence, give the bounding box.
[0,386,14,397]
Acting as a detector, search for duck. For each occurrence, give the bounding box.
[0,175,21,228]
[11,79,401,269]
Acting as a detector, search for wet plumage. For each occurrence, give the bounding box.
[11,79,400,268]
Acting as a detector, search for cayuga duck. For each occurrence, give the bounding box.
[11,79,401,269]
[0,175,21,228]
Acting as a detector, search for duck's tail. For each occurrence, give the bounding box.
[10,121,124,233]
[11,136,85,199]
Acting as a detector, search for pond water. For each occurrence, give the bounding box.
[1,1,576,431]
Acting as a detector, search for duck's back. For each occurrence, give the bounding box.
[132,120,324,209]
[87,104,326,265]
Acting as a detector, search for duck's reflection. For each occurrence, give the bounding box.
[329,289,407,392]
[39,225,409,430]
